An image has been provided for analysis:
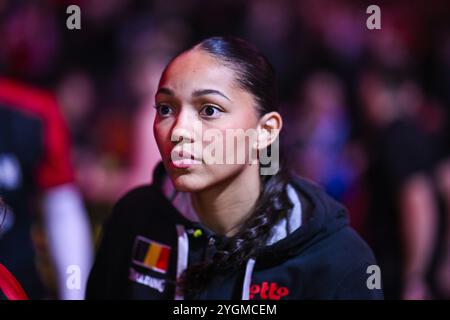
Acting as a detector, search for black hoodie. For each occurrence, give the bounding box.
[86,162,383,300]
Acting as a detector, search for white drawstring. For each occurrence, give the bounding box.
[241,258,256,300]
[175,224,189,300]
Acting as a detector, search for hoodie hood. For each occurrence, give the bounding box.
[256,176,350,265]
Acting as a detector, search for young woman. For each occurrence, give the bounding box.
[86,36,383,300]
[0,199,28,300]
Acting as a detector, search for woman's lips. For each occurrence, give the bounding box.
[168,152,202,169]
[169,158,202,169]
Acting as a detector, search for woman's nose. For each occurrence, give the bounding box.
[171,109,197,144]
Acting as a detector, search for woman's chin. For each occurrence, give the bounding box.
[171,174,205,193]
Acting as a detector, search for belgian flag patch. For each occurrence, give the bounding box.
[132,236,171,274]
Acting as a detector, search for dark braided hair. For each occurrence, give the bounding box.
[177,36,293,298]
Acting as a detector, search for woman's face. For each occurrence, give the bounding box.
[153,48,261,192]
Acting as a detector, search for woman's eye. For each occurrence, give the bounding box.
[155,104,174,117]
[199,104,222,118]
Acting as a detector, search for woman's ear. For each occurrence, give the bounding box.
[255,111,283,150]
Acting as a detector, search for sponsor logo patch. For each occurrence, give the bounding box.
[128,267,166,293]
[250,281,289,300]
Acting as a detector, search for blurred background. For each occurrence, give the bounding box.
[0,0,450,300]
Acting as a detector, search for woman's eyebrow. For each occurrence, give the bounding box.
[192,89,231,101]
[156,87,174,96]
[156,87,231,101]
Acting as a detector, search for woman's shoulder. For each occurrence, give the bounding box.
[286,174,378,269]
[323,227,383,298]
[331,224,378,266]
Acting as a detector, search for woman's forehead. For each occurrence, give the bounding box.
[159,49,237,92]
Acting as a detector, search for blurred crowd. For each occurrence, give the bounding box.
[1,0,450,299]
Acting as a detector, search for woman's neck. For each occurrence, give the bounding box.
[190,165,261,237]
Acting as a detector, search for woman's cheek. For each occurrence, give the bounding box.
[154,125,171,158]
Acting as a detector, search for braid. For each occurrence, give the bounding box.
[180,160,293,299]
